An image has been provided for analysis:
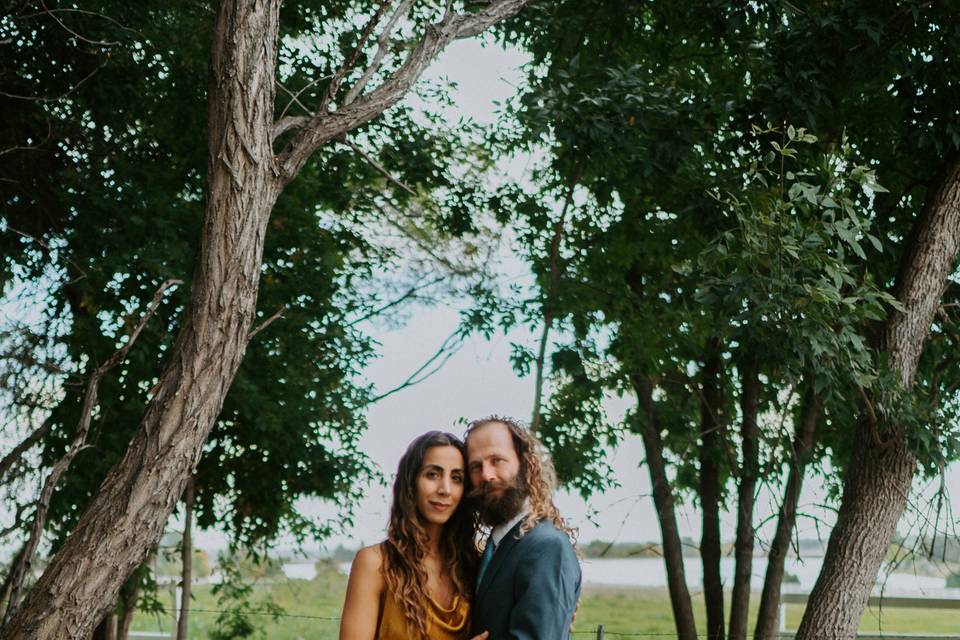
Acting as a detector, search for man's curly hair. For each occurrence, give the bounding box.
[465,415,577,544]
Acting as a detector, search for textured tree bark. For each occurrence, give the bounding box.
[728,363,759,640]
[795,159,960,640]
[699,340,726,640]
[753,388,821,640]
[176,478,194,640]
[0,2,538,638]
[633,376,699,640]
[0,2,282,637]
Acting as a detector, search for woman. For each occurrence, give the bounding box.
[339,431,487,640]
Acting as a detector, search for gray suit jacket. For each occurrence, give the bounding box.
[470,519,581,640]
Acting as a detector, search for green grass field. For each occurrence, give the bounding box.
[132,571,960,639]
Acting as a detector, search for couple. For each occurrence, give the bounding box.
[339,416,581,639]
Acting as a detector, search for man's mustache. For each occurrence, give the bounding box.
[467,479,514,499]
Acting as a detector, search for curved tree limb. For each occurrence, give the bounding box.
[275,0,537,184]
[343,0,416,106]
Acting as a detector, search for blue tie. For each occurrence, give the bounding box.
[476,537,496,587]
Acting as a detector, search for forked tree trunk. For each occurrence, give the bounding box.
[176,478,194,640]
[0,3,282,636]
[632,376,698,640]
[699,340,726,640]
[753,387,821,640]
[728,362,759,640]
[795,160,960,640]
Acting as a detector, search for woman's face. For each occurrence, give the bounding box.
[415,445,465,526]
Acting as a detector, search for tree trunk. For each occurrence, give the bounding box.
[632,376,699,640]
[728,363,759,640]
[699,340,726,640]
[795,160,960,640]
[0,2,539,637]
[116,609,135,640]
[176,478,194,640]
[531,161,582,433]
[530,310,552,435]
[0,3,282,637]
[753,387,821,640]
[116,573,142,640]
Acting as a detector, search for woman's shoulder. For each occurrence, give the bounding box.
[352,543,385,572]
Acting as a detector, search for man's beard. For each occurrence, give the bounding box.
[469,477,527,527]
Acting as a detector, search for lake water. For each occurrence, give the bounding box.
[579,557,956,595]
[284,557,958,596]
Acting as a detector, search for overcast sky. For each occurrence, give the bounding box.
[300,36,960,555]
[5,34,957,561]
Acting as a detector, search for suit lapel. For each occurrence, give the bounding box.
[476,519,525,597]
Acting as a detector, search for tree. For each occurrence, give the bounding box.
[484,2,960,639]
[0,1,537,637]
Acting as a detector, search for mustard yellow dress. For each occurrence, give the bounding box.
[376,589,470,640]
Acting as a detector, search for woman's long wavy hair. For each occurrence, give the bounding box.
[381,431,478,640]
[465,416,578,544]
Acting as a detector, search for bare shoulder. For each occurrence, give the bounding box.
[350,544,385,580]
[340,544,386,640]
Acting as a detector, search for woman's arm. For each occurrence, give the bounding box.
[339,545,385,640]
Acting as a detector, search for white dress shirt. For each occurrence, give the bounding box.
[491,499,531,546]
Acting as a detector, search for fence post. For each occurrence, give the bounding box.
[596,624,605,640]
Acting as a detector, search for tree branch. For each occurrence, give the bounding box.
[33,0,122,47]
[275,0,537,185]
[0,418,53,482]
[366,329,464,404]
[347,275,447,328]
[4,225,88,280]
[318,1,394,113]
[0,503,33,541]
[342,0,416,106]
[1,279,180,625]
[342,138,417,196]
[531,160,585,433]
[0,60,104,102]
[373,199,479,277]
[856,384,896,451]
[275,77,323,124]
[247,306,285,341]
[15,6,144,40]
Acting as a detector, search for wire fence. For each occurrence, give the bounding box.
[132,606,960,640]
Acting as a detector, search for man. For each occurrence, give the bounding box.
[465,416,581,639]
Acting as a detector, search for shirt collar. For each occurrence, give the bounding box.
[491,499,531,546]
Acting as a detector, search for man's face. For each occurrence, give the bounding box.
[466,421,526,526]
